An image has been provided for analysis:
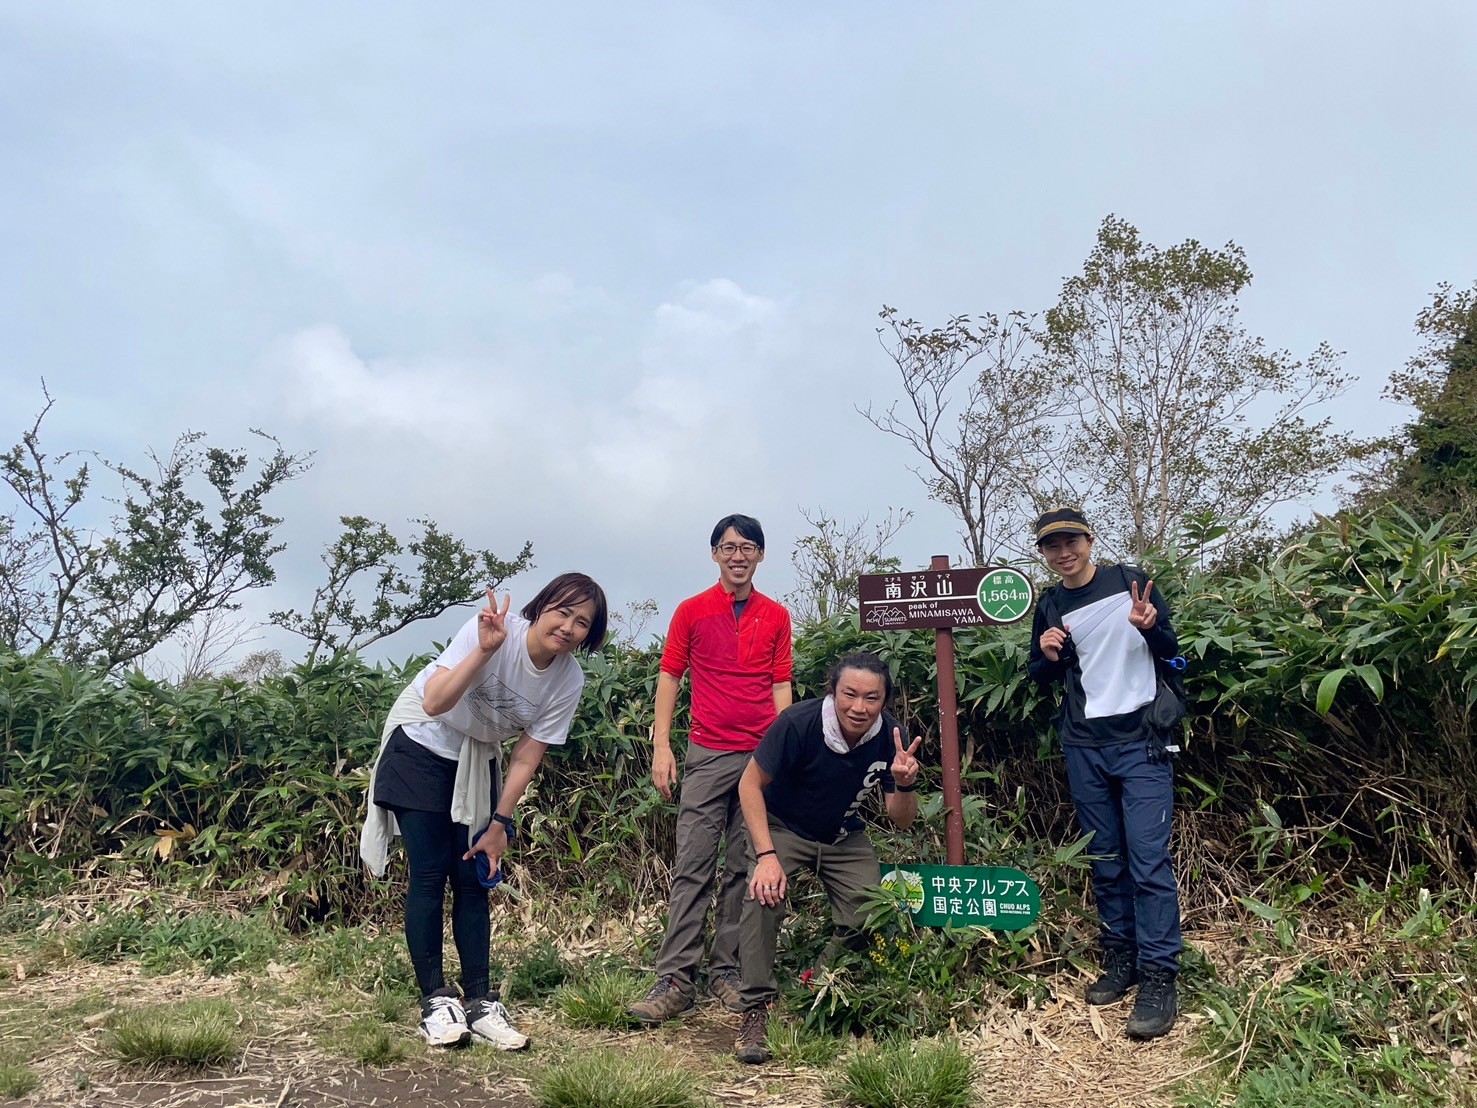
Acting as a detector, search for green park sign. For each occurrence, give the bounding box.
[881,864,1041,931]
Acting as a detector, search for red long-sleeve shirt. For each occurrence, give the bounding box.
[660,583,793,753]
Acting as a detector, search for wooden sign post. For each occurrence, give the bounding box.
[857,557,1034,865]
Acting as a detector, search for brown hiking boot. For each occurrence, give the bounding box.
[708,971,744,1013]
[734,1004,772,1064]
[627,975,695,1024]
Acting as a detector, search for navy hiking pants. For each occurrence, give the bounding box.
[1063,741,1182,972]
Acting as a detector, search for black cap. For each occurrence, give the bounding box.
[1033,507,1092,544]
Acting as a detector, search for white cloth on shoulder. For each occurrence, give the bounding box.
[357,682,504,878]
[820,693,883,754]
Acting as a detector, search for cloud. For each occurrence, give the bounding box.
[651,277,777,341]
[265,325,503,436]
[581,279,785,502]
[253,276,793,526]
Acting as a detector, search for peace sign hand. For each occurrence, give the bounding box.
[478,589,512,654]
[1128,580,1158,630]
[891,727,923,789]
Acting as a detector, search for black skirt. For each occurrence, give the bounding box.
[372,726,497,815]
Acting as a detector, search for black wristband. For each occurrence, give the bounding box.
[755,849,777,859]
[894,783,918,793]
[492,813,516,841]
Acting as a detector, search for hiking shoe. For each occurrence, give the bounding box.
[734,1005,772,1064]
[466,997,529,1051]
[1086,946,1139,1005]
[708,971,745,1013]
[1125,966,1178,1040]
[627,975,695,1024]
[419,987,471,1048]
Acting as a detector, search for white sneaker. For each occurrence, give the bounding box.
[419,988,471,1048]
[467,997,529,1050]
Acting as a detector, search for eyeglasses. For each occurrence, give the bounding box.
[715,542,760,556]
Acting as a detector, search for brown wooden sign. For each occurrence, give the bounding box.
[857,566,1034,632]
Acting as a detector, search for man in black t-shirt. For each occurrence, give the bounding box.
[1027,507,1182,1041]
[730,651,923,1064]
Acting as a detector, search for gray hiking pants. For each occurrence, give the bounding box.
[737,816,881,1009]
[652,742,751,994]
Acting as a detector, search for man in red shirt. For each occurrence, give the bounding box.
[628,514,794,1023]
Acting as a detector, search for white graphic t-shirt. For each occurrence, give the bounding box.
[401,613,585,759]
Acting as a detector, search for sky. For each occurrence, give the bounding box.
[3,2,1475,667]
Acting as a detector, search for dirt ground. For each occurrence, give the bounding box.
[0,951,1211,1108]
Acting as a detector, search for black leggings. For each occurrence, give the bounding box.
[391,807,490,1000]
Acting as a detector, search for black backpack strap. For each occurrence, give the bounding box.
[1039,583,1065,630]
[1118,562,1148,593]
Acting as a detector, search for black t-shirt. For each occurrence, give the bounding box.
[753,698,898,844]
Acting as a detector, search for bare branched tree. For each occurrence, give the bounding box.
[867,218,1377,567]
[861,308,1072,566]
[785,506,912,625]
[224,647,287,685]
[608,597,661,647]
[1043,216,1375,558]
[151,608,263,684]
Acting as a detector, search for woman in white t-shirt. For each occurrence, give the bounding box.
[362,572,607,1050]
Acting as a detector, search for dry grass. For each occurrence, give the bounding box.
[0,882,1215,1108]
[0,952,1203,1107]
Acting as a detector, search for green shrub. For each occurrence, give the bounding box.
[0,651,402,920]
[4,508,1477,916]
[108,1000,241,1068]
[786,891,1049,1038]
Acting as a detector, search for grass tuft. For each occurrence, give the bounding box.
[0,1060,41,1097]
[301,925,416,995]
[69,907,150,963]
[832,1036,976,1108]
[108,1000,242,1069]
[551,967,644,1029]
[0,901,58,936]
[373,988,413,1024]
[505,939,569,1002]
[332,1016,414,1067]
[766,1019,844,1067]
[536,1046,708,1108]
[69,906,281,976]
